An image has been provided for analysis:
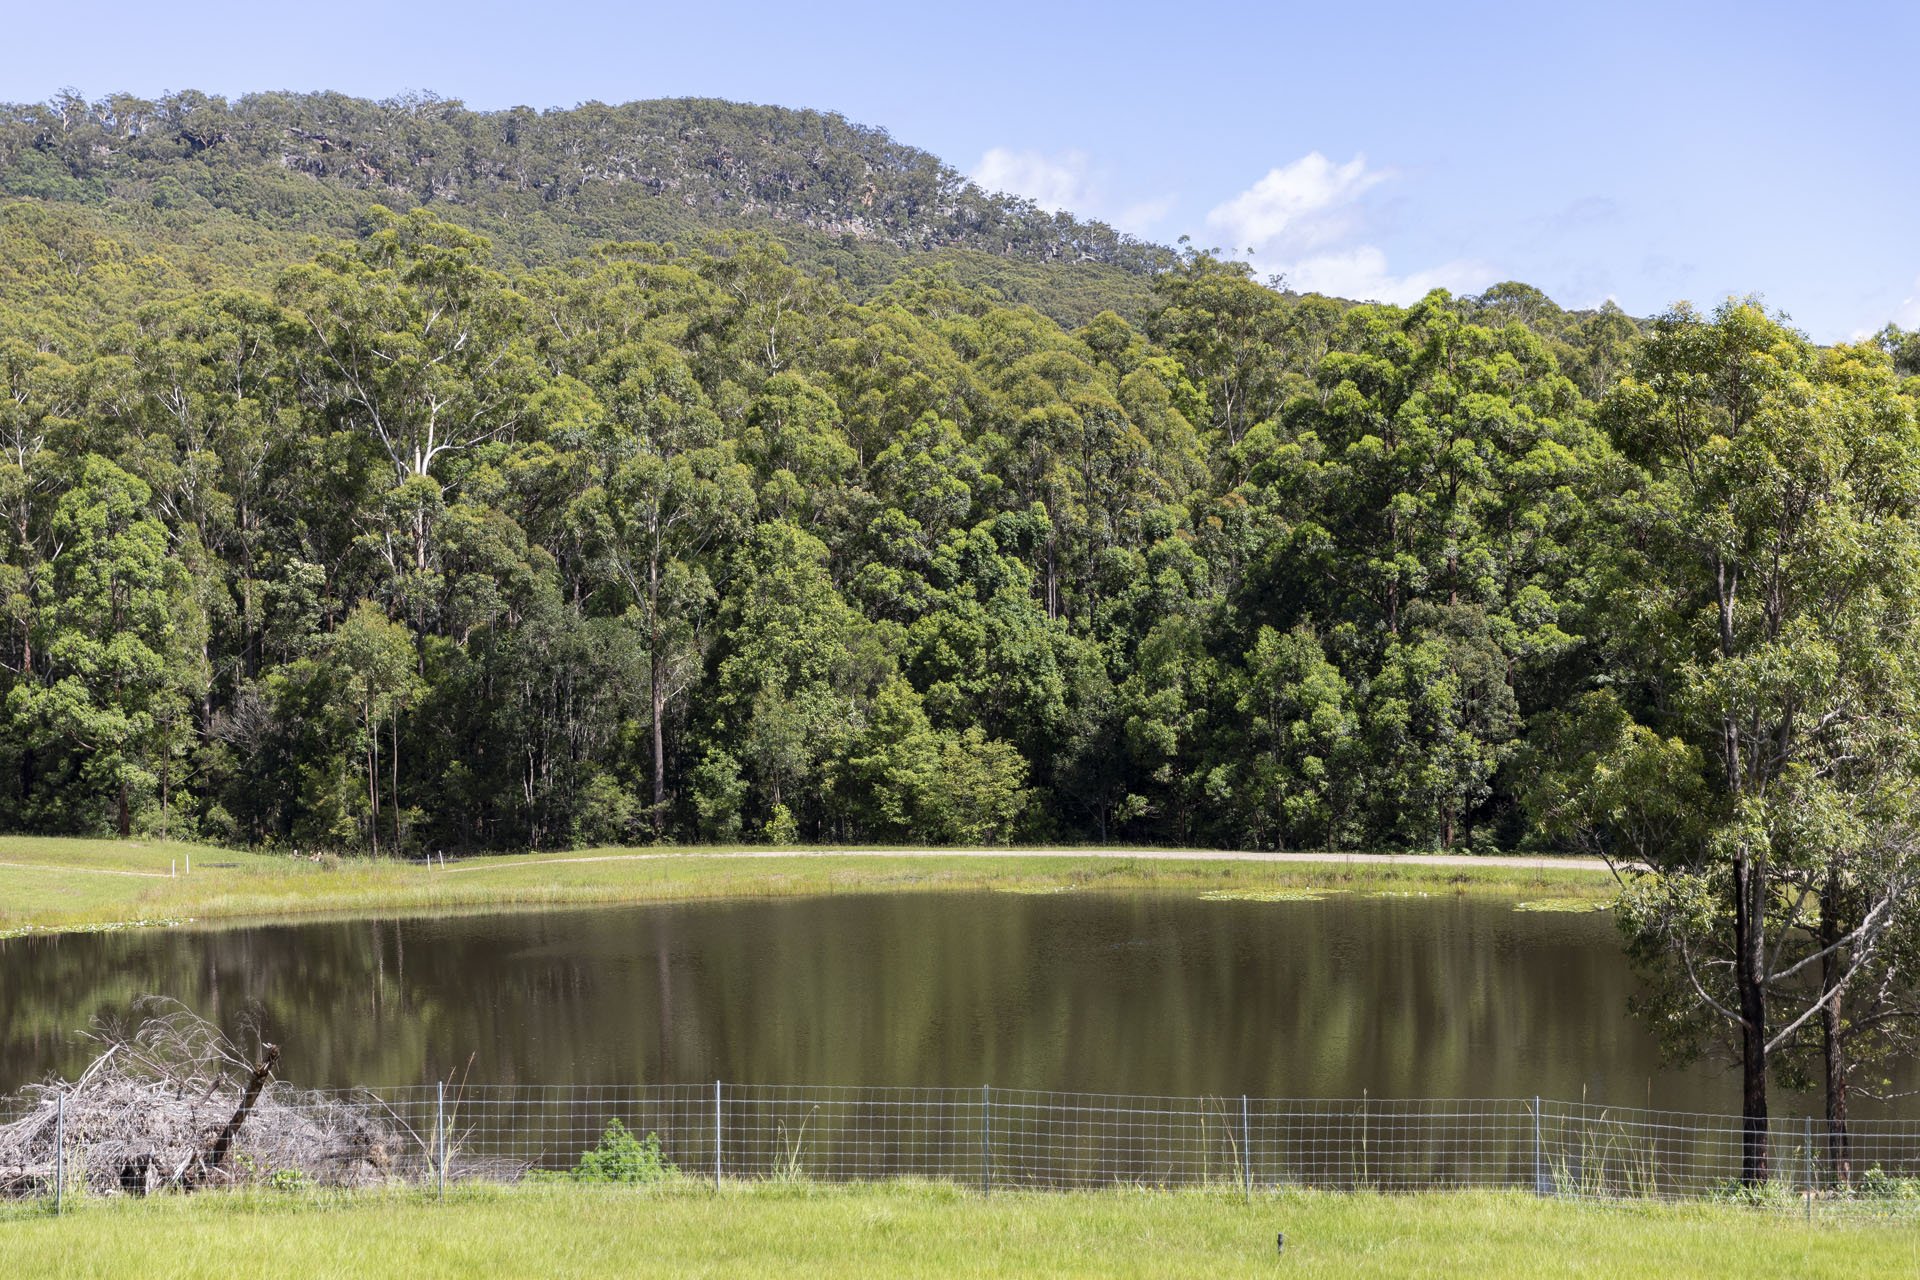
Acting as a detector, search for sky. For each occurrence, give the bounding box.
[4,0,1915,340]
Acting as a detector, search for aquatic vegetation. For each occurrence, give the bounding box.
[1197,888,1337,903]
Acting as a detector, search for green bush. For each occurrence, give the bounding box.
[533,1119,678,1185]
[1856,1165,1920,1201]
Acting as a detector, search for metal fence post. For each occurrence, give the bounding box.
[982,1083,991,1198]
[1532,1096,1543,1196]
[1805,1114,1813,1223]
[714,1080,722,1191]
[1241,1095,1252,1203]
[54,1090,64,1214]
[436,1081,446,1199]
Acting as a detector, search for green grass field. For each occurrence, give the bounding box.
[2,1184,1909,1279]
[0,836,1619,937]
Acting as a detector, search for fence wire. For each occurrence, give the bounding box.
[5,1084,1919,1216]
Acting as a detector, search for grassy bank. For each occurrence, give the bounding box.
[2,1184,1909,1278]
[0,836,1619,937]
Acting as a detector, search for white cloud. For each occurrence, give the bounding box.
[1203,152,1386,255]
[970,148,1173,237]
[1203,152,1496,304]
[1113,194,1178,229]
[973,147,1097,215]
[1284,247,1498,307]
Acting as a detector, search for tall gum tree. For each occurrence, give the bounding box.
[1232,291,1600,849]
[1563,301,1920,1184]
[0,339,75,684]
[6,455,206,834]
[278,207,537,582]
[327,600,425,856]
[570,341,754,834]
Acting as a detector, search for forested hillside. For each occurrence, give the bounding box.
[2,89,1918,860]
[0,91,1166,327]
[0,194,1822,853]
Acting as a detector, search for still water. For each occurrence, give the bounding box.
[0,891,1877,1111]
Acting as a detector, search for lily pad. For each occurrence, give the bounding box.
[1198,888,1336,903]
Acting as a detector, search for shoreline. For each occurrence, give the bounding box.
[438,846,1624,873]
[0,837,1623,938]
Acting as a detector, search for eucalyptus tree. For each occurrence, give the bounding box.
[1220,624,1359,849]
[1553,302,1920,1183]
[686,234,843,411]
[1145,246,1290,446]
[0,339,76,682]
[109,290,305,715]
[1876,323,1919,377]
[5,456,206,834]
[568,340,753,834]
[697,520,885,838]
[327,600,425,856]
[277,207,539,586]
[1232,291,1603,847]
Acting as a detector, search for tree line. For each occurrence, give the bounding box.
[4,204,1920,1181]
[0,91,1167,328]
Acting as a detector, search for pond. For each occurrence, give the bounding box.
[0,891,1900,1115]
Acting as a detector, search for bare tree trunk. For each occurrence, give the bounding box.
[1822,995,1851,1188]
[367,710,380,857]
[392,711,402,858]
[1735,852,1769,1185]
[650,557,665,836]
[1739,1019,1769,1185]
[1820,869,1851,1187]
[189,1042,280,1188]
[1045,534,1058,620]
[118,779,130,838]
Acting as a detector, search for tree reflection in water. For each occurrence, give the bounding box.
[3,893,1912,1116]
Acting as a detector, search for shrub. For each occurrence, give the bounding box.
[535,1119,678,1185]
[1857,1166,1920,1201]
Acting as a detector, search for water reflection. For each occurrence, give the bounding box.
[1,893,1899,1114]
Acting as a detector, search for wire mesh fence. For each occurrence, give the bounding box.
[6,1083,1920,1216]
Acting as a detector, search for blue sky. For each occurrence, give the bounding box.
[6,0,1915,340]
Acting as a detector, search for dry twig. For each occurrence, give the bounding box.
[0,998,414,1197]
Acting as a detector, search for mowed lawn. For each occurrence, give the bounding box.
[2,1185,1910,1279]
[0,836,1618,936]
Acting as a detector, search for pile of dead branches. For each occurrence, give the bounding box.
[0,998,419,1197]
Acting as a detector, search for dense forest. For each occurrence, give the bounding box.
[2,92,1917,864]
[0,196,1670,853]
